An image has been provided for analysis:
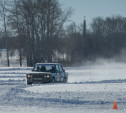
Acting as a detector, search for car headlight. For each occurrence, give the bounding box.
[27,74,31,78]
[46,75,50,78]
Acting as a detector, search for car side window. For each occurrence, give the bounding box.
[59,65,63,72]
[56,65,59,72]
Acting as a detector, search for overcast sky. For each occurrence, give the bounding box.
[60,0,126,27]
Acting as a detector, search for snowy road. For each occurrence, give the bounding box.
[0,64,126,113]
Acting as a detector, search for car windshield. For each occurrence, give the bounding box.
[33,64,57,73]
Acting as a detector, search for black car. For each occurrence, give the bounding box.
[26,63,68,85]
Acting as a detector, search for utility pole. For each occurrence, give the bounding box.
[83,16,86,38]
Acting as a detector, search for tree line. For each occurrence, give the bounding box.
[0,0,126,67]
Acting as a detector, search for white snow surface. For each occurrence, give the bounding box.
[0,63,126,113]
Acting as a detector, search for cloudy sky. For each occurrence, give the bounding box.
[60,0,126,27]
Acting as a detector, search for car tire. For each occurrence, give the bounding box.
[42,79,45,84]
[27,81,32,85]
[63,77,67,83]
[52,77,55,83]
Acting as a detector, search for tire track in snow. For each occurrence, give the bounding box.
[1,83,126,107]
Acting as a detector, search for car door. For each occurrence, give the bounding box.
[55,65,60,82]
[58,65,65,82]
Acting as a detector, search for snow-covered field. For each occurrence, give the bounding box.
[0,63,126,113]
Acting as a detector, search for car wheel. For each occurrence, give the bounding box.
[27,81,32,85]
[63,77,67,83]
[52,77,55,83]
[42,79,45,84]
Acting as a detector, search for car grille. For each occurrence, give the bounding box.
[31,74,44,78]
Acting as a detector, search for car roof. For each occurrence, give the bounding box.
[35,63,61,65]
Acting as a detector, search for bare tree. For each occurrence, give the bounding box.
[8,0,27,66]
[0,0,10,66]
[14,0,72,66]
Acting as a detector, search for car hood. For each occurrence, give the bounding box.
[27,72,51,75]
